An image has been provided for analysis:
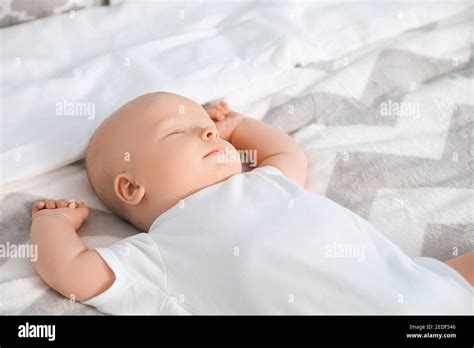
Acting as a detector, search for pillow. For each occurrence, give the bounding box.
[0,0,107,28]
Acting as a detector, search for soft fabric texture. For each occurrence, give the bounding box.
[82,166,472,314]
[1,1,468,186]
[1,1,472,314]
[0,0,107,28]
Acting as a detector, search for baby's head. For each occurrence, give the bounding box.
[85,92,242,231]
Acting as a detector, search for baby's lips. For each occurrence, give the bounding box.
[204,144,224,158]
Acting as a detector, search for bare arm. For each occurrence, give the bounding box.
[231,117,308,187]
[30,200,114,301]
[446,252,474,286]
[206,102,308,187]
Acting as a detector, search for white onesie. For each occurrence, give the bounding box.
[83,166,473,314]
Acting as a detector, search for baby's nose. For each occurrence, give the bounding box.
[201,126,219,140]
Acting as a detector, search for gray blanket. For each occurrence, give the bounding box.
[0,5,472,315]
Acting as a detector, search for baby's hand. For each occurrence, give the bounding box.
[205,101,244,142]
[31,199,90,231]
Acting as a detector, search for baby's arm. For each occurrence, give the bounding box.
[206,102,308,187]
[446,252,474,286]
[30,199,114,301]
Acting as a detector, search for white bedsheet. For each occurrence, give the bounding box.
[0,1,472,315]
[1,0,468,185]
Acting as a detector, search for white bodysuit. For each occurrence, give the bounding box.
[83,166,473,314]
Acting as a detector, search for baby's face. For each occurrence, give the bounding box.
[129,94,242,214]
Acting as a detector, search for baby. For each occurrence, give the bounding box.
[30,92,473,314]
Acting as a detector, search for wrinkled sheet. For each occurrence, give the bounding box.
[0,1,472,314]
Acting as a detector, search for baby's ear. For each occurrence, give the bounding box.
[114,173,145,205]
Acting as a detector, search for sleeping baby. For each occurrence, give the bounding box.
[30,92,473,314]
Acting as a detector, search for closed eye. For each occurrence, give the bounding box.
[166,129,185,136]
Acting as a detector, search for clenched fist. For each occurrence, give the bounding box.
[205,101,244,142]
[32,199,90,231]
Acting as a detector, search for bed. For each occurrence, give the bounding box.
[1,0,472,314]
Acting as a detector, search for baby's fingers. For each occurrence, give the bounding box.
[57,199,69,208]
[76,201,87,209]
[46,200,57,209]
[219,101,228,110]
[32,201,46,213]
[208,109,225,121]
[75,202,90,220]
[216,101,229,114]
[67,200,86,208]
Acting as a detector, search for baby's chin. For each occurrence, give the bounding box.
[213,159,242,183]
[218,146,243,170]
[201,153,241,187]
[190,144,243,188]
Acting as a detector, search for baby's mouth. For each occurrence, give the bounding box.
[204,145,224,158]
